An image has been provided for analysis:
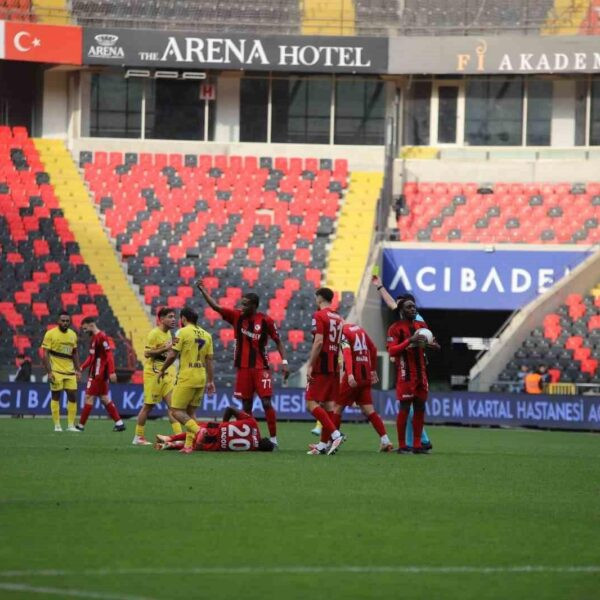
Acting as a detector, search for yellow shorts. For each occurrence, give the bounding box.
[143,373,174,405]
[171,385,205,410]
[50,373,77,392]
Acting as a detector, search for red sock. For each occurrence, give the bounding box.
[332,411,342,430]
[396,407,409,448]
[105,401,121,422]
[170,432,186,442]
[264,405,277,437]
[80,403,93,426]
[413,409,425,449]
[312,406,334,441]
[368,412,386,437]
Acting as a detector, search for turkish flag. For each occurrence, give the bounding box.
[4,21,81,64]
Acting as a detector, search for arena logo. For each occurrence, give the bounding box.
[389,265,569,295]
[88,33,125,59]
[159,36,372,68]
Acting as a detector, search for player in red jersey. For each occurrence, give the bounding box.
[386,298,439,454]
[75,316,125,432]
[196,281,289,448]
[331,323,393,452]
[154,407,275,452]
[306,287,345,455]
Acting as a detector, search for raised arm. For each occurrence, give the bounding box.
[195,280,225,315]
[372,275,398,311]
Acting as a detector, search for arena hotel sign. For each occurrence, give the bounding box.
[388,35,600,74]
[83,28,387,73]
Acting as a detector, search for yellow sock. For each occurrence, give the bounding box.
[184,419,200,434]
[171,421,183,435]
[184,419,199,448]
[50,400,60,426]
[67,401,77,427]
[135,424,145,438]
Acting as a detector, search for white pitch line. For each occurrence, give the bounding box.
[0,565,598,578]
[0,582,158,600]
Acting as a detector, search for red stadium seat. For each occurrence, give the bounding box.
[88,283,104,296]
[177,285,193,300]
[202,277,219,292]
[32,302,49,319]
[581,358,598,375]
[574,347,592,361]
[204,307,221,327]
[81,304,99,317]
[588,315,600,331]
[61,293,78,308]
[167,295,185,309]
[220,328,235,349]
[242,267,259,287]
[268,351,283,372]
[288,329,305,350]
[305,269,321,288]
[565,336,584,350]
[180,265,195,284]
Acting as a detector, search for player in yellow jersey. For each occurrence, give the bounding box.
[158,306,215,454]
[132,307,183,445]
[41,311,81,432]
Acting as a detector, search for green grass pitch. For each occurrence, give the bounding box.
[0,418,598,600]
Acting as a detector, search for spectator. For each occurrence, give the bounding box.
[15,354,32,382]
[525,365,549,394]
[511,364,528,393]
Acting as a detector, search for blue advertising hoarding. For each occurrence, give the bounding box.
[1,383,599,431]
[382,247,591,310]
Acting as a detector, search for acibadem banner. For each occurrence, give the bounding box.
[82,27,388,73]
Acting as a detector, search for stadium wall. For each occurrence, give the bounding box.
[2,382,599,431]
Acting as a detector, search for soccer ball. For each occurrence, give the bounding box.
[416,328,434,345]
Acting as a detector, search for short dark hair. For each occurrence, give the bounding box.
[258,438,275,452]
[180,306,198,324]
[243,292,259,308]
[157,307,175,319]
[58,311,70,319]
[316,287,334,302]
[395,293,416,303]
[81,316,96,325]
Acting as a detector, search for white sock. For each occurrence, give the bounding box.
[115,419,123,426]
[269,436,278,445]
[381,434,390,445]
[331,430,341,440]
[316,442,327,450]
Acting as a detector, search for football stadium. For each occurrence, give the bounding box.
[0,1,599,598]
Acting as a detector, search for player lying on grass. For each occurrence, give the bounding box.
[331,322,393,452]
[372,275,433,451]
[387,298,439,454]
[154,406,275,452]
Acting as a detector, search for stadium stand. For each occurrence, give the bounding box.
[495,285,600,389]
[61,0,590,36]
[0,0,33,21]
[71,0,302,34]
[396,181,600,244]
[0,127,135,375]
[34,139,152,365]
[32,0,70,24]
[80,150,356,385]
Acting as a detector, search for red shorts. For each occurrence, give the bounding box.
[396,378,428,402]
[337,378,373,407]
[86,376,109,397]
[306,373,339,404]
[234,368,272,400]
